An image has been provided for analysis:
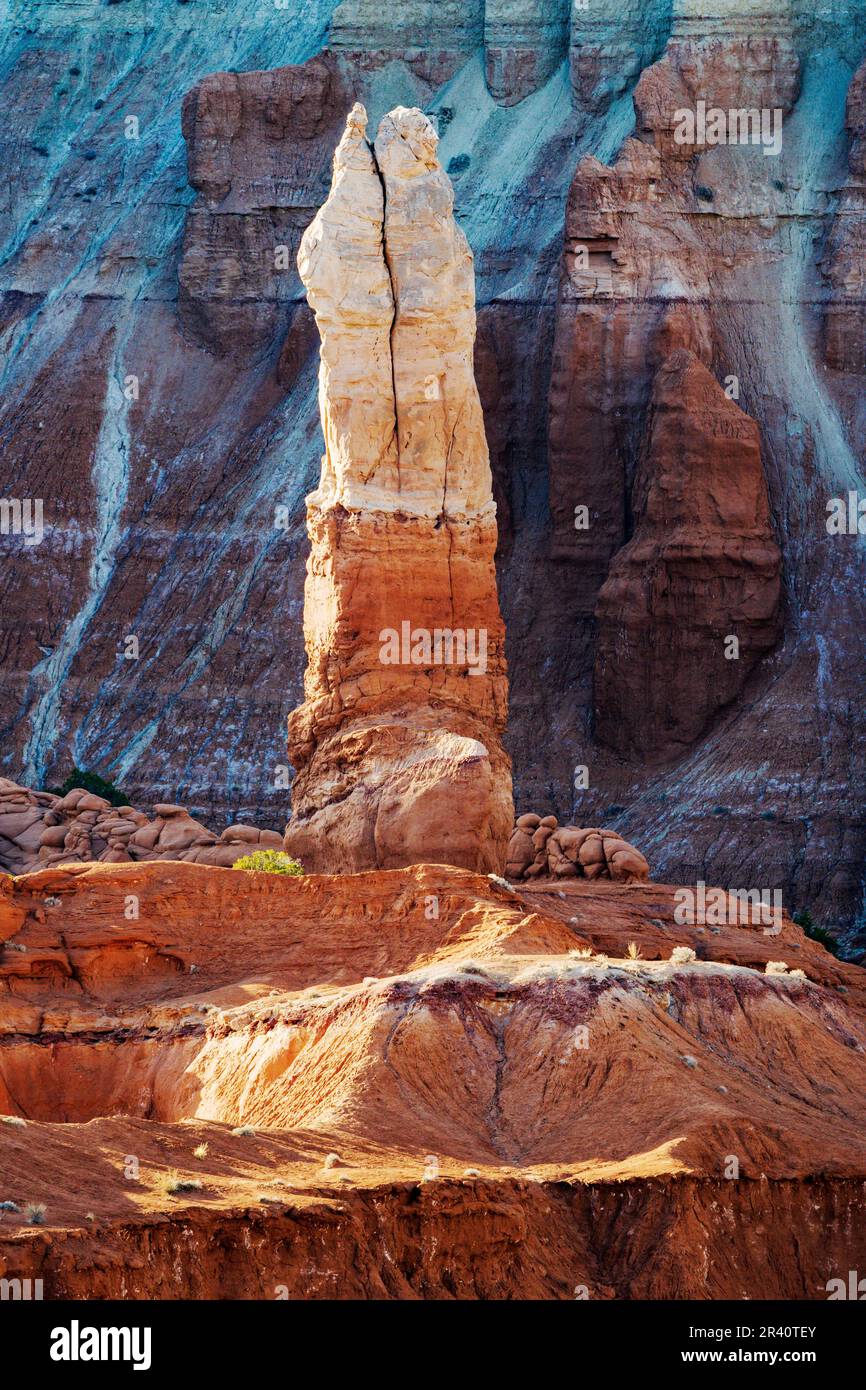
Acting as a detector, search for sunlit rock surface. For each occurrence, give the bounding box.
[284,106,512,874]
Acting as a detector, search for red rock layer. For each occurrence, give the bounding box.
[1,861,865,1299]
[594,351,782,760]
[536,17,866,944]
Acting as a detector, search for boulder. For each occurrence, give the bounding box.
[506,814,650,883]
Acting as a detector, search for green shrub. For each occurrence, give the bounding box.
[231,849,304,876]
[47,766,129,807]
[792,909,840,957]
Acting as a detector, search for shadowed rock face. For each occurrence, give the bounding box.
[539,3,866,948]
[484,0,571,106]
[283,106,513,874]
[570,0,673,113]
[329,0,485,89]
[594,351,782,760]
[178,54,353,361]
[823,57,866,374]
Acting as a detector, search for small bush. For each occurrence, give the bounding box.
[626,941,642,960]
[569,948,594,960]
[0,1115,26,1127]
[231,1125,255,1138]
[162,1173,202,1195]
[25,1203,47,1225]
[192,1143,209,1159]
[671,946,696,965]
[765,960,789,975]
[231,850,304,876]
[792,910,840,957]
[47,766,129,807]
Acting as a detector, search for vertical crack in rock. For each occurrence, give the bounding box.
[367,126,401,497]
[285,104,513,874]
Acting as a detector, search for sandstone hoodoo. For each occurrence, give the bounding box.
[283,104,513,875]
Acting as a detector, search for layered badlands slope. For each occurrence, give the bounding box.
[1,863,864,1298]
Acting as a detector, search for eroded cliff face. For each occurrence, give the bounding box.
[594,351,782,760]
[0,5,345,837]
[484,0,571,106]
[822,53,866,439]
[178,54,352,362]
[2,1,866,944]
[536,0,866,946]
[283,106,512,874]
[1,861,864,1297]
[570,0,673,114]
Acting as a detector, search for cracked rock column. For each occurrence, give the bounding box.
[284,104,513,874]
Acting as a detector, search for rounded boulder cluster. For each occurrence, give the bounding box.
[506,813,650,884]
[0,778,284,874]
